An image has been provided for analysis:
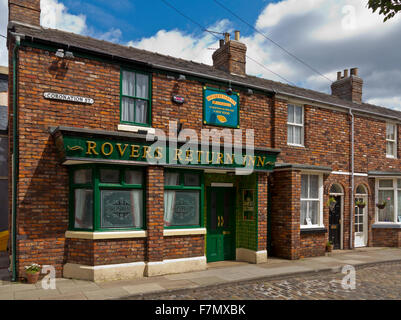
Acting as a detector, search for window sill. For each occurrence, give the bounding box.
[118,124,155,135]
[372,223,401,229]
[163,228,207,237]
[386,156,397,159]
[287,144,305,148]
[300,227,327,234]
[65,230,147,240]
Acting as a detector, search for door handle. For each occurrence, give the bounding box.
[221,216,224,226]
[218,216,221,227]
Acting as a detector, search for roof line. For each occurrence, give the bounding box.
[9,23,401,123]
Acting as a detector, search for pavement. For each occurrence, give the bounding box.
[0,247,401,300]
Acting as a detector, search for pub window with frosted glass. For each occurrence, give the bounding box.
[70,166,145,231]
[164,171,202,227]
[120,69,151,126]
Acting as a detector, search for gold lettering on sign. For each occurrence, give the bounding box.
[154,147,163,160]
[185,150,193,162]
[143,146,152,159]
[224,153,233,165]
[175,149,183,161]
[116,144,129,157]
[86,141,99,155]
[216,153,224,164]
[197,150,204,163]
[101,142,113,156]
[130,145,140,158]
[256,156,266,167]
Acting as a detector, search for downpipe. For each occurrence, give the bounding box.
[11,34,21,282]
[349,108,354,250]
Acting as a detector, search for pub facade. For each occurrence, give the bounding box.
[6,0,401,281]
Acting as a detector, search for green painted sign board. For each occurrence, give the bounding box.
[58,135,277,172]
[203,87,240,128]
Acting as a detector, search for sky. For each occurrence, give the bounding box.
[0,0,400,110]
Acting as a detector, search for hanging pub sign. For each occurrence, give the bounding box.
[203,87,239,128]
[44,92,95,105]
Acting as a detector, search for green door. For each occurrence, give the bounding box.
[206,187,236,262]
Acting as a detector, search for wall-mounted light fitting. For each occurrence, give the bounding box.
[55,49,74,59]
[226,80,233,95]
[247,89,253,95]
[178,74,186,81]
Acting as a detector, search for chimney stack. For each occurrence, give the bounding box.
[331,68,363,104]
[212,30,247,77]
[8,0,41,27]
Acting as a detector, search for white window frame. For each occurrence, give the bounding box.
[386,123,397,159]
[375,178,401,224]
[287,104,304,147]
[300,172,324,229]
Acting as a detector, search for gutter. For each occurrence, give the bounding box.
[349,108,354,250]
[11,33,23,282]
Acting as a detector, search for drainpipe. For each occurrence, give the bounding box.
[11,34,22,282]
[349,108,354,250]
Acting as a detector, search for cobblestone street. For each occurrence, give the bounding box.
[138,262,401,300]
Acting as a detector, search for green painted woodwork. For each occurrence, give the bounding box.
[206,187,236,262]
[59,134,277,172]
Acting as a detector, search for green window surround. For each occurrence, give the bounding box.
[120,68,152,127]
[69,164,146,232]
[164,170,204,229]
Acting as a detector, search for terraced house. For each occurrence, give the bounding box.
[5,0,401,282]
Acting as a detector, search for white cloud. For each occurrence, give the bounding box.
[41,0,87,34]
[127,19,231,66]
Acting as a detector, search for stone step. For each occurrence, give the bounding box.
[0,256,9,268]
[0,268,10,281]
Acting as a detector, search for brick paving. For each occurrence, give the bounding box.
[137,262,401,300]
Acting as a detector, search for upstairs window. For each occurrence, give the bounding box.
[287,104,304,146]
[121,69,151,126]
[386,123,397,158]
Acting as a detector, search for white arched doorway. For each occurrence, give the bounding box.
[354,185,368,247]
[329,184,344,250]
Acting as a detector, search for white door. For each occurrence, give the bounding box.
[354,195,368,247]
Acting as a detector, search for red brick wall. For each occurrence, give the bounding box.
[270,170,300,259]
[372,229,401,247]
[163,235,205,260]
[299,233,326,258]
[146,166,164,262]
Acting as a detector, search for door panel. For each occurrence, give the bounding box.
[354,196,367,247]
[329,196,341,249]
[206,187,236,262]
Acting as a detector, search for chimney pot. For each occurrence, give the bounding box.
[235,30,240,41]
[343,69,349,78]
[337,72,341,81]
[224,32,230,43]
[350,67,358,76]
[219,39,224,48]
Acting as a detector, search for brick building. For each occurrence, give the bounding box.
[6,0,401,281]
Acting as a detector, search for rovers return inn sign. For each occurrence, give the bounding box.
[203,87,240,128]
[53,131,278,172]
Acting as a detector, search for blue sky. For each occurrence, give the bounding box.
[0,0,400,109]
[60,0,270,41]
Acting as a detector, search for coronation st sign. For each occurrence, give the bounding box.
[60,136,277,171]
